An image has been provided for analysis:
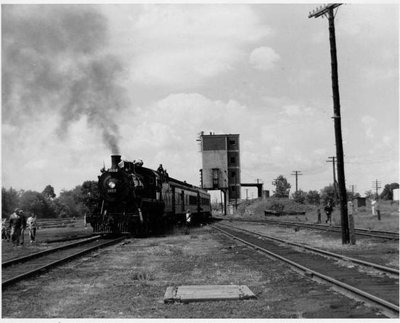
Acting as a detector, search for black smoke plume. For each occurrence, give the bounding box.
[2,5,128,154]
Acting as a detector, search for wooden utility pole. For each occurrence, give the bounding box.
[291,171,302,193]
[309,4,352,245]
[372,180,381,220]
[372,179,381,199]
[326,156,338,203]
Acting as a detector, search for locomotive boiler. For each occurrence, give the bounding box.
[87,155,211,236]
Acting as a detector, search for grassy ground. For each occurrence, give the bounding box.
[231,198,399,232]
[226,221,399,269]
[1,219,92,262]
[2,226,387,318]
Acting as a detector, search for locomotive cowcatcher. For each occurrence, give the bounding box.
[87,155,211,236]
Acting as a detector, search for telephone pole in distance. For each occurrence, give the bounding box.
[326,156,338,203]
[372,180,381,199]
[291,171,302,193]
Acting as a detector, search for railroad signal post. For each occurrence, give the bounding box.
[309,4,354,245]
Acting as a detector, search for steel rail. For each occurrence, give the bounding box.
[44,234,100,244]
[217,222,399,275]
[265,218,398,236]
[2,235,102,268]
[2,237,125,288]
[211,224,399,314]
[234,218,399,240]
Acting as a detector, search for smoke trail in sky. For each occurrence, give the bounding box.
[2,5,128,154]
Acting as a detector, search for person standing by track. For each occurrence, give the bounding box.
[185,210,191,235]
[27,213,37,243]
[324,200,333,225]
[19,209,27,245]
[9,208,24,246]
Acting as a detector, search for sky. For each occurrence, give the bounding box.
[1,2,399,201]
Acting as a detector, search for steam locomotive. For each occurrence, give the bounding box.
[87,155,211,235]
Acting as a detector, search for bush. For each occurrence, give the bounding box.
[270,202,285,213]
[292,190,306,204]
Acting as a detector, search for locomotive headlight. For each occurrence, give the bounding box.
[108,181,116,189]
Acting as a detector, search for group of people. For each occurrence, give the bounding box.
[1,208,37,246]
[317,197,381,224]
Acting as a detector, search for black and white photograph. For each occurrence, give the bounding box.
[1,1,399,319]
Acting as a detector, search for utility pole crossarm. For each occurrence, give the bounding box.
[308,3,342,18]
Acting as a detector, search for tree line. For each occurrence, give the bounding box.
[2,181,100,219]
[3,177,398,218]
[272,175,399,206]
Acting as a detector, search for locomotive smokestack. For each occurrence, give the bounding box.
[111,155,121,169]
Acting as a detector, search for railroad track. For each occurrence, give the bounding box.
[211,222,399,317]
[44,234,99,244]
[221,217,399,240]
[2,235,125,288]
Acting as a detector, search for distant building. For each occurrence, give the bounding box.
[353,197,366,208]
[199,132,240,203]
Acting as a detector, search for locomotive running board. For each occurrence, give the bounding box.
[164,285,256,303]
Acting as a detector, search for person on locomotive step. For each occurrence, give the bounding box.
[8,208,24,246]
[27,213,37,243]
[324,200,333,224]
[185,209,191,235]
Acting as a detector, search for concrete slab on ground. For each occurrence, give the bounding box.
[164,285,256,303]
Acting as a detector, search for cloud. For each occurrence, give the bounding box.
[24,159,49,171]
[382,135,393,147]
[280,104,316,118]
[361,66,397,84]
[124,5,271,87]
[281,104,301,117]
[249,46,280,71]
[361,115,377,139]
[114,92,335,187]
[338,5,397,39]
